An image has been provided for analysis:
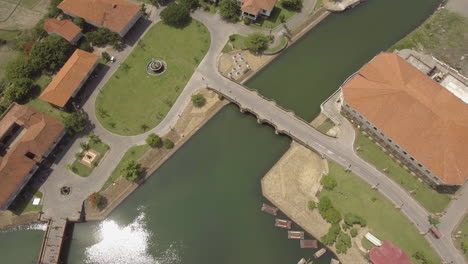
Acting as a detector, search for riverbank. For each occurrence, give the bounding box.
[0,211,40,230]
[84,89,228,221]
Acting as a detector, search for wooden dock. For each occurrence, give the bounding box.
[261,203,278,216]
[37,218,68,264]
[288,231,305,239]
[314,248,326,258]
[275,218,292,229]
[300,239,318,248]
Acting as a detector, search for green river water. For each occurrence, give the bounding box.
[0,0,441,262]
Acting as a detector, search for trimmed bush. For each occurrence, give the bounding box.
[191,93,206,107]
[163,138,174,149]
[321,174,337,190]
[146,133,163,148]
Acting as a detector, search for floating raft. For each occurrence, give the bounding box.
[288,231,305,239]
[261,203,278,216]
[300,239,318,248]
[297,258,310,264]
[275,218,292,229]
[314,248,326,258]
[330,258,340,264]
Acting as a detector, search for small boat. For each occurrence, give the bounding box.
[261,203,278,216]
[300,239,318,248]
[314,248,326,258]
[288,231,304,239]
[275,218,292,229]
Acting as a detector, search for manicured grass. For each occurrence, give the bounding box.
[455,215,468,257]
[101,144,150,191]
[390,9,468,72]
[27,75,71,122]
[20,0,40,8]
[322,161,441,263]
[69,140,110,177]
[95,20,210,135]
[0,30,21,41]
[355,131,451,213]
[229,34,248,50]
[316,118,335,134]
[264,35,288,54]
[9,189,43,215]
[250,4,297,30]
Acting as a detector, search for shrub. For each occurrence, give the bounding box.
[163,138,174,149]
[179,0,198,9]
[146,133,163,148]
[281,0,302,10]
[86,28,122,47]
[219,0,240,21]
[318,196,333,214]
[79,41,93,52]
[89,192,103,208]
[320,223,340,246]
[121,160,144,182]
[243,17,251,25]
[322,207,342,224]
[72,17,85,28]
[307,200,316,210]
[63,111,88,134]
[160,3,190,27]
[320,174,337,190]
[245,33,270,52]
[191,93,206,107]
[344,213,367,227]
[75,152,84,160]
[88,133,101,144]
[335,232,352,254]
[102,51,111,62]
[428,215,440,226]
[29,35,73,72]
[350,228,358,237]
[80,142,90,151]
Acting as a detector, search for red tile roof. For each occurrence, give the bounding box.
[58,0,141,34]
[342,53,468,185]
[39,49,99,108]
[44,18,82,43]
[239,0,277,14]
[0,104,64,210]
[369,241,411,264]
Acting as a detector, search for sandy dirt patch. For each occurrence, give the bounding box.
[0,0,49,30]
[218,50,272,82]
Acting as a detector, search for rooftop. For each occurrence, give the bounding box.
[58,0,141,34]
[342,52,468,185]
[39,49,99,108]
[43,19,82,43]
[238,0,277,14]
[369,241,411,264]
[0,104,64,210]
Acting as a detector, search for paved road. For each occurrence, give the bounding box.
[37,4,466,264]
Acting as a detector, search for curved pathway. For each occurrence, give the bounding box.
[38,5,465,264]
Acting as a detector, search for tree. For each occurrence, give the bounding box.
[29,35,72,72]
[163,138,174,149]
[72,17,85,28]
[344,213,367,227]
[281,0,302,10]
[5,56,37,80]
[320,174,337,190]
[146,133,163,148]
[150,0,166,6]
[428,215,440,226]
[322,207,341,224]
[121,160,144,182]
[335,232,352,254]
[350,228,358,237]
[320,223,340,246]
[3,78,34,103]
[63,111,87,134]
[191,93,206,107]
[245,33,270,52]
[89,192,104,209]
[160,3,190,27]
[179,0,198,9]
[79,41,93,52]
[318,196,333,214]
[218,0,240,21]
[85,28,122,47]
[307,200,316,210]
[102,51,111,62]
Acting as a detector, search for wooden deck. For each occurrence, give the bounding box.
[275,218,292,229]
[261,203,278,216]
[288,231,305,239]
[300,239,318,248]
[37,218,67,264]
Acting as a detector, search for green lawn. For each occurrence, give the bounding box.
[0,30,21,41]
[20,0,40,8]
[313,0,324,13]
[264,35,288,54]
[69,140,110,177]
[101,144,150,191]
[9,189,43,215]
[322,161,441,263]
[355,131,451,213]
[95,20,210,135]
[455,215,468,257]
[250,4,297,29]
[316,118,335,135]
[0,50,19,81]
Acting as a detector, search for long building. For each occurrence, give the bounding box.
[0,104,65,210]
[340,52,468,192]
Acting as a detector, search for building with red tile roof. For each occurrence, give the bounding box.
[39,49,99,108]
[0,103,65,211]
[369,241,411,264]
[341,52,468,191]
[58,0,142,37]
[237,0,277,20]
[44,18,82,44]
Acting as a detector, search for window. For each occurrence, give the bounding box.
[388,139,392,142]
[403,151,407,155]
[25,152,36,159]
[373,127,377,130]
[410,157,414,161]
[418,164,422,167]
[366,121,370,124]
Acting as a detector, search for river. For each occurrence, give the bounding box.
[0,0,440,262]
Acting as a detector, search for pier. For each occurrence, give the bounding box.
[37,218,68,264]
